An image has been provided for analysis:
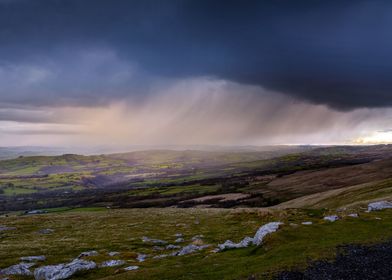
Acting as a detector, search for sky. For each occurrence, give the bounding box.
[1,0,392,147]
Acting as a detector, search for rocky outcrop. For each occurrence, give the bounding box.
[368,201,392,212]
[218,222,283,250]
[34,259,96,280]
[175,244,210,256]
[253,222,282,245]
[0,262,35,276]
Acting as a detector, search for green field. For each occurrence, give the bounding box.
[1,205,392,279]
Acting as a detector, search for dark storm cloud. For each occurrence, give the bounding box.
[0,0,392,109]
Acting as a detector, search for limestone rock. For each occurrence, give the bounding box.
[100,260,125,267]
[34,259,96,280]
[78,251,98,258]
[0,262,35,276]
[323,215,339,222]
[124,266,139,271]
[20,256,46,262]
[368,201,392,212]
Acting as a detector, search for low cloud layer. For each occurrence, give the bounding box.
[1,79,391,147]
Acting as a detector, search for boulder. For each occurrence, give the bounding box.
[368,201,392,212]
[78,251,98,258]
[191,235,204,241]
[0,262,35,276]
[34,259,96,280]
[174,233,183,238]
[124,266,139,271]
[175,238,184,243]
[141,236,167,245]
[301,221,312,225]
[20,256,46,262]
[136,254,147,262]
[26,210,46,215]
[323,215,339,222]
[100,260,125,267]
[37,229,54,235]
[166,244,181,250]
[107,252,119,257]
[348,213,359,218]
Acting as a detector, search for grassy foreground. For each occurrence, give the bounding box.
[1,207,392,279]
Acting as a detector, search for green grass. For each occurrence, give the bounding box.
[1,207,392,279]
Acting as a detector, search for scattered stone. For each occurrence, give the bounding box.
[20,256,46,262]
[175,223,186,227]
[289,223,298,227]
[100,260,125,267]
[217,222,283,251]
[124,266,139,271]
[78,251,98,258]
[34,259,96,280]
[174,233,183,238]
[324,215,339,222]
[375,217,382,220]
[0,225,16,231]
[194,220,200,225]
[175,238,184,243]
[25,210,47,215]
[37,229,54,235]
[348,213,359,218]
[218,237,254,250]
[153,246,164,251]
[141,236,167,245]
[0,262,35,276]
[136,254,147,262]
[175,244,210,256]
[302,221,313,225]
[108,251,119,257]
[166,244,181,250]
[191,235,204,241]
[153,254,168,259]
[368,201,392,212]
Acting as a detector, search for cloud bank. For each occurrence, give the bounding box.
[0,1,392,109]
[1,79,391,146]
[0,1,392,146]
